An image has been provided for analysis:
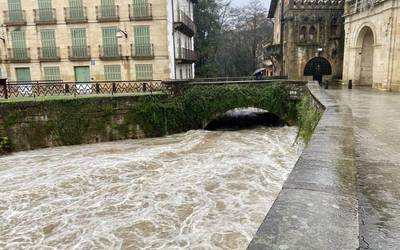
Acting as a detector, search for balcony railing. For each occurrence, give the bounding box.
[99,45,122,60]
[7,48,31,63]
[129,4,152,20]
[64,7,88,23]
[38,47,61,62]
[174,10,196,37]
[346,0,385,15]
[68,46,91,61]
[176,47,197,63]
[3,10,27,26]
[131,44,154,59]
[96,5,120,22]
[34,8,57,25]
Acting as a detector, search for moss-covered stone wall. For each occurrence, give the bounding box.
[0,82,322,152]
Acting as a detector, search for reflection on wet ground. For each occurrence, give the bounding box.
[0,127,302,249]
[329,87,400,249]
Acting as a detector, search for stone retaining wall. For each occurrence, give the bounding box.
[248,82,359,249]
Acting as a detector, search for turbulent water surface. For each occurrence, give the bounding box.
[0,127,303,249]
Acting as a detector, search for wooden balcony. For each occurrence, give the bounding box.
[131,44,154,59]
[7,48,31,63]
[3,10,27,26]
[174,10,196,37]
[68,46,91,61]
[129,4,152,21]
[99,45,123,60]
[64,7,88,23]
[38,47,61,62]
[34,8,57,25]
[176,47,197,64]
[96,5,120,22]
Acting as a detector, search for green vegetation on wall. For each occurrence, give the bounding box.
[0,83,322,153]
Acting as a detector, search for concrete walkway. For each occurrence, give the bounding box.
[329,87,400,249]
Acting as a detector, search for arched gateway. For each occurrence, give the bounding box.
[356,26,374,86]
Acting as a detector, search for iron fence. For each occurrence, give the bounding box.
[0,80,164,99]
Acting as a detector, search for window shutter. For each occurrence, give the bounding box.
[16,68,31,81]
[134,26,150,45]
[135,64,153,80]
[102,27,118,56]
[11,30,27,59]
[8,0,23,21]
[41,30,56,58]
[69,0,84,19]
[38,0,52,20]
[44,67,61,81]
[71,28,86,47]
[104,65,121,81]
[133,0,148,17]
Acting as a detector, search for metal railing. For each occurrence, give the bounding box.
[7,48,31,63]
[129,3,152,20]
[176,47,197,63]
[3,10,26,26]
[38,47,61,62]
[99,45,123,60]
[174,10,196,37]
[131,44,154,59]
[68,46,91,61]
[96,5,120,22]
[64,7,88,23]
[0,80,164,99]
[34,8,57,24]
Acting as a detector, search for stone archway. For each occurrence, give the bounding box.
[356,26,374,86]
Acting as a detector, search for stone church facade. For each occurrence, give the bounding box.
[343,0,400,91]
[266,0,345,81]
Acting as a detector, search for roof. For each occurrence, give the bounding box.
[268,0,278,18]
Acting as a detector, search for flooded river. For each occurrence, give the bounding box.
[0,127,303,249]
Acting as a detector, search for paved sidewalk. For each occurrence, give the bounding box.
[329,87,400,249]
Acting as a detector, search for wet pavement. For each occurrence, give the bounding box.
[329,87,400,249]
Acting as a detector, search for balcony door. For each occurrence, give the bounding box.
[8,0,23,22]
[134,26,150,56]
[15,68,32,94]
[11,30,27,59]
[102,27,118,57]
[38,0,53,20]
[41,30,57,58]
[69,0,84,19]
[101,0,115,18]
[71,28,87,57]
[133,0,148,18]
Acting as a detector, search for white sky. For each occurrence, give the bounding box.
[231,0,271,8]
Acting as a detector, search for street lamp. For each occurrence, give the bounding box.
[116,29,128,39]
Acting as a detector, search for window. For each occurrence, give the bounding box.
[15,68,31,82]
[134,26,151,56]
[309,26,316,41]
[69,0,84,19]
[41,29,57,58]
[71,28,87,56]
[104,65,121,80]
[8,0,23,22]
[132,0,149,18]
[101,0,116,18]
[299,26,307,42]
[44,66,60,81]
[135,64,153,80]
[37,0,53,20]
[102,27,118,56]
[11,30,27,59]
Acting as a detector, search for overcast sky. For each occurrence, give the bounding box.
[231,0,271,8]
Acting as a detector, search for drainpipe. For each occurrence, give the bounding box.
[172,0,177,79]
[280,0,284,77]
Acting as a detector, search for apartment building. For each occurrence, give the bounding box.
[0,0,196,82]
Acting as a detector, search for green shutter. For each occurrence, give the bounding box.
[41,30,57,58]
[102,27,118,56]
[11,30,27,59]
[16,68,31,81]
[101,0,115,18]
[8,0,23,21]
[133,0,148,18]
[135,64,153,80]
[71,28,87,56]
[38,0,53,20]
[104,65,121,80]
[44,66,61,81]
[134,26,151,56]
[69,0,84,19]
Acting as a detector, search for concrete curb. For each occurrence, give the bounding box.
[247,81,359,250]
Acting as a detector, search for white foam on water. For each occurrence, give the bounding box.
[0,127,303,250]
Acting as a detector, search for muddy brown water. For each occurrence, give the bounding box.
[0,127,303,249]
